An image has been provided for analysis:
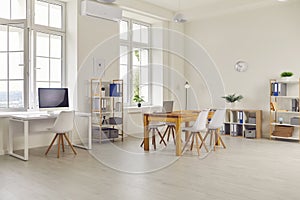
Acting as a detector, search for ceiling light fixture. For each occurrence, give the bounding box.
[277,0,288,2]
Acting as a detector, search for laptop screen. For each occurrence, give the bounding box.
[162,101,174,113]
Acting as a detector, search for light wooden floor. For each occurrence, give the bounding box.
[1,136,300,200]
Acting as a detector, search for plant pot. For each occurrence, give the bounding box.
[280,76,293,81]
[137,103,141,107]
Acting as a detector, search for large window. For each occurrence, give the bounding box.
[120,19,151,105]
[0,0,65,110]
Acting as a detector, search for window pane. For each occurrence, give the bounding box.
[36,82,49,90]
[49,4,62,29]
[50,82,61,88]
[0,81,8,108]
[120,46,127,65]
[0,0,10,19]
[35,0,49,26]
[50,58,61,81]
[11,0,26,19]
[120,20,128,40]
[9,26,24,51]
[9,80,24,108]
[141,25,149,44]
[36,57,49,81]
[0,25,8,51]
[132,23,141,42]
[50,35,61,58]
[9,52,24,79]
[141,49,148,66]
[140,85,148,103]
[0,53,8,80]
[132,66,140,102]
[36,32,49,57]
[132,48,140,66]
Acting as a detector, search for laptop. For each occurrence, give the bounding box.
[162,101,174,113]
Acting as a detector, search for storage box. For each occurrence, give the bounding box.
[290,117,300,125]
[108,117,122,125]
[109,83,121,97]
[272,125,294,137]
[245,129,256,138]
[102,128,119,138]
[248,117,256,124]
[92,127,119,139]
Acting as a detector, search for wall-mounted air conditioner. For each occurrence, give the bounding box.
[81,0,122,22]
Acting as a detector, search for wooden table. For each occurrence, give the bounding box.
[143,110,201,156]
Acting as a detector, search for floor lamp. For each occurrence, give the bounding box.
[184,81,190,110]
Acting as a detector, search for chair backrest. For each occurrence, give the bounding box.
[192,109,210,131]
[208,109,226,129]
[52,110,75,133]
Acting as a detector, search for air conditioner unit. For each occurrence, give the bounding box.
[81,0,122,22]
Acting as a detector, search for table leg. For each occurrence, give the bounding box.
[185,122,190,141]
[175,119,182,156]
[24,121,29,161]
[143,115,149,151]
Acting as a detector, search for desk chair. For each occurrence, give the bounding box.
[45,111,77,158]
[140,122,167,150]
[181,109,210,156]
[201,109,226,151]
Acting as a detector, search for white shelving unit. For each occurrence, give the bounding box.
[90,79,124,142]
[224,109,262,138]
[269,78,300,141]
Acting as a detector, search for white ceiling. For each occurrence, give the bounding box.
[141,0,293,20]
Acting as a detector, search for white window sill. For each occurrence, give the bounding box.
[124,105,161,114]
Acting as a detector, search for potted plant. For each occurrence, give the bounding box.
[280,71,293,81]
[133,94,144,107]
[222,93,243,109]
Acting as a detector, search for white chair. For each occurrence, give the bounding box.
[201,109,226,151]
[140,122,167,150]
[181,109,210,156]
[45,111,77,158]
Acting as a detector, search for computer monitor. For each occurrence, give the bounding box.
[38,88,69,109]
[162,101,174,113]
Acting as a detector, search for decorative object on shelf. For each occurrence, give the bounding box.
[133,94,144,107]
[101,87,105,97]
[222,93,243,109]
[184,81,190,110]
[234,60,248,72]
[280,71,294,81]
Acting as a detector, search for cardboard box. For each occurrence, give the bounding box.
[245,129,256,138]
[272,125,294,137]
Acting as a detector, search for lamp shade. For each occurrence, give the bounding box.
[184,81,190,89]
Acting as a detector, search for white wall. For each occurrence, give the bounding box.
[185,1,300,137]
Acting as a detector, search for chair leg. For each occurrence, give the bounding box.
[63,133,77,155]
[157,128,167,146]
[171,126,176,145]
[182,132,193,153]
[195,133,200,156]
[197,133,208,152]
[61,134,65,152]
[160,126,169,144]
[57,134,61,158]
[167,126,171,142]
[190,134,195,151]
[152,129,156,150]
[45,133,58,155]
[216,131,226,149]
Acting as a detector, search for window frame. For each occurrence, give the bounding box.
[0,20,29,111]
[120,18,152,106]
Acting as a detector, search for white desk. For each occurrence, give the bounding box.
[8,112,91,161]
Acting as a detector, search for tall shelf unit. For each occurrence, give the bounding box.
[90,79,124,142]
[269,78,300,141]
[224,109,262,139]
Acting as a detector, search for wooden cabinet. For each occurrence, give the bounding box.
[90,79,124,142]
[269,79,300,141]
[224,109,262,139]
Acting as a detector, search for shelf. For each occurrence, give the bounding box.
[271,110,300,114]
[271,96,299,99]
[270,123,300,127]
[92,96,121,99]
[270,135,299,141]
[271,80,299,84]
[244,123,256,126]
